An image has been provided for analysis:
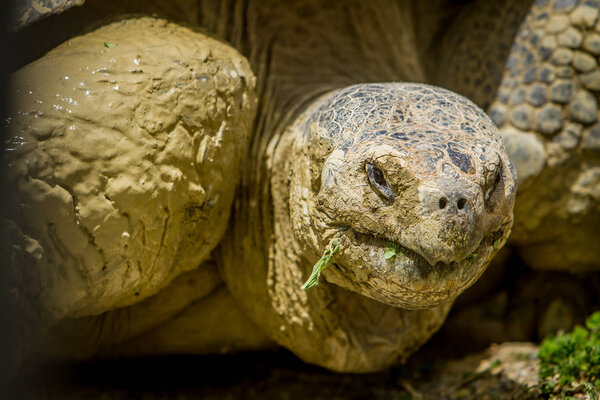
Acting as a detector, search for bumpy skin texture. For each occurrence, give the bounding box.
[489,0,600,271]
[295,84,516,308]
[4,18,256,328]
[437,0,600,271]
[435,0,534,110]
[220,83,516,372]
[35,265,222,359]
[35,265,273,360]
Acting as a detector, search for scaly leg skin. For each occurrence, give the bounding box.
[491,0,600,271]
[433,0,534,110]
[32,263,235,360]
[34,261,274,359]
[4,17,256,369]
[439,0,600,271]
[103,285,275,358]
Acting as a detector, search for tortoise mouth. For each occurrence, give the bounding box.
[352,230,462,270]
[321,224,504,308]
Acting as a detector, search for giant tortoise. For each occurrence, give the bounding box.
[3,0,599,373]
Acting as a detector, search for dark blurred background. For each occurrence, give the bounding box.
[1,0,14,391]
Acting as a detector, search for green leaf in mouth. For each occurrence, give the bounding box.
[384,241,404,260]
[301,240,340,290]
[493,238,502,250]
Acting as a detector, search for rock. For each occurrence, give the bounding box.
[477,342,540,390]
[546,142,570,167]
[567,191,592,215]
[497,89,511,104]
[538,298,576,338]
[568,90,598,124]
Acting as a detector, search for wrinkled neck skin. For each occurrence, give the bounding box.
[280,83,516,310]
[240,82,516,371]
[215,1,517,372]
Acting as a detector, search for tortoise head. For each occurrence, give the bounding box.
[289,83,517,308]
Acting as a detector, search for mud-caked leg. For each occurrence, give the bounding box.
[34,261,274,359]
[4,17,256,367]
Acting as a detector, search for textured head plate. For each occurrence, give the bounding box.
[290,83,517,308]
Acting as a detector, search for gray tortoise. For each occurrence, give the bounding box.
[3,0,597,373]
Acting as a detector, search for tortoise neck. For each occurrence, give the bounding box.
[199,0,434,139]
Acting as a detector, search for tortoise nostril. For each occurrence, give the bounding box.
[457,198,466,210]
[439,197,447,209]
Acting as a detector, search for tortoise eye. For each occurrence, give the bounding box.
[484,161,502,204]
[366,162,394,201]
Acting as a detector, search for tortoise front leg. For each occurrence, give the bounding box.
[437,0,600,271]
[35,261,274,359]
[491,0,600,271]
[4,17,257,368]
[34,263,221,359]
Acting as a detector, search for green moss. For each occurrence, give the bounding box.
[300,240,340,290]
[538,311,600,399]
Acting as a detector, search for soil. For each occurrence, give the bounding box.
[7,335,549,400]
[6,343,541,400]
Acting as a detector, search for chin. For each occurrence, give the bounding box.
[313,220,512,309]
